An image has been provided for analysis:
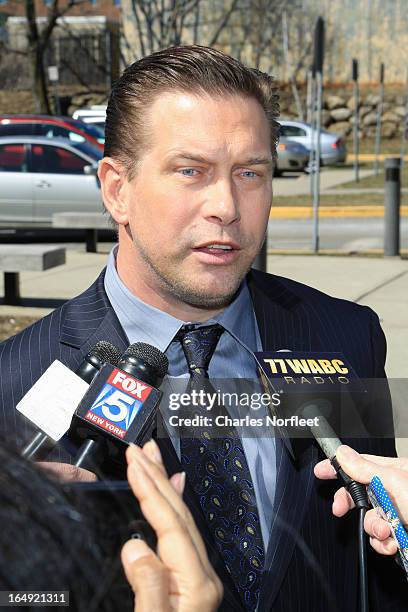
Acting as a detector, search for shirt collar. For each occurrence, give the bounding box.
[104,246,257,353]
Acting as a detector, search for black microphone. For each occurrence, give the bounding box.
[21,341,122,460]
[68,342,169,479]
[75,341,122,384]
[256,351,370,612]
[300,402,369,509]
[255,350,369,508]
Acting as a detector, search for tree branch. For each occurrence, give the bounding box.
[209,0,240,47]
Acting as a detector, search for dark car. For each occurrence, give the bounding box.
[0,115,105,151]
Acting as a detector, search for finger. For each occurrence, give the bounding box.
[369,536,398,556]
[336,446,379,484]
[169,471,186,496]
[364,509,392,541]
[332,487,355,517]
[141,440,168,476]
[36,462,97,483]
[126,451,211,576]
[121,539,170,612]
[360,454,408,472]
[144,443,187,496]
[127,444,210,567]
[314,458,337,480]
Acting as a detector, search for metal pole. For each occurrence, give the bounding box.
[306,69,313,125]
[352,58,359,182]
[384,157,401,257]
[312,70,322,254]
[105,29,112,93]
[309,71,316,197]
[399,75,408,169]
[374,63,385,176]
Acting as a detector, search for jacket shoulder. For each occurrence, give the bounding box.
[249,269,386,378]
[251,268,379,319]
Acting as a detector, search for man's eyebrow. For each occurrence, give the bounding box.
[167,151,273,165]
[241,157,274,166]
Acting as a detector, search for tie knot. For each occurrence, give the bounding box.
[176,324,224,378]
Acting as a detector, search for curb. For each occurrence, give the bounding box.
[347,154,408,162]
[270,205,408,219]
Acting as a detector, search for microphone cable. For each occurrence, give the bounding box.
[331,456,369,612]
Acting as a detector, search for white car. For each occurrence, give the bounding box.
[0,136,102,224]
[279,120,347,165]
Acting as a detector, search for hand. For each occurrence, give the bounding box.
[36,462,97,483]
[121,440,223,612]
[314,445,408,556]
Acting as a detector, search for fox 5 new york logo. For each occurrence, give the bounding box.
[85,369,153,438]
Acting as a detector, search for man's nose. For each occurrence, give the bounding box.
[202,178,240,225]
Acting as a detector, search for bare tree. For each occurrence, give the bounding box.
[0,1,90,113]
[124,0,240,60]
[26,1,96,112]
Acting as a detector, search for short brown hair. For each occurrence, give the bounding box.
[104,45,280,178]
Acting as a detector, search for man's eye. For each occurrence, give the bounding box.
[241,170,259,178]
[179,168,199,177]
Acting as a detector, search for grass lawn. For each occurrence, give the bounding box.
[330,165,408,190]
[345,137,406,155]
[274,191,407,207]
[273,194,381,206]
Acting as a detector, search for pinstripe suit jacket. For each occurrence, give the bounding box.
[0,268,406,611]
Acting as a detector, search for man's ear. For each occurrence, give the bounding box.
[98,157,129,225]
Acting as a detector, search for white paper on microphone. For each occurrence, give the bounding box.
[16,360,89,441]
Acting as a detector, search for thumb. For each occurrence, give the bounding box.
[336,445,378,484]
[121,539,170,612]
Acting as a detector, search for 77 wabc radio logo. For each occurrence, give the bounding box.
[85,369,153,439]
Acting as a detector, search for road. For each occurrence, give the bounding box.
[267,217,408,251]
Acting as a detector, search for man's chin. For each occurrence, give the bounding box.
[169,277,243,310]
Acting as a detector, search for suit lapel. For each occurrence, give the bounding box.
[59,270,129,355]
[248,270,318,609]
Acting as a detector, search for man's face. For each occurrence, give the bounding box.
[119,91,273,310]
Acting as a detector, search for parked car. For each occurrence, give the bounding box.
[278,119,347,165]
[72,106,107,130]
[275,137,309,175]
[0,136,103,224]
[0,115,105,150]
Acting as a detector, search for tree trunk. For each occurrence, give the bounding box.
[25,0,51,114]
[32,44,51,114]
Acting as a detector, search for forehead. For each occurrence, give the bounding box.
[144,91,271,158]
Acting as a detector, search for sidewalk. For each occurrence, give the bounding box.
[272,166,407,218]
[273,167,376,197]
[0,247,406,451]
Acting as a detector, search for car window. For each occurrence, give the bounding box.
[0,123,34,136]
[280,125,307,137]
[31,145,88,174]
[0,144,26,172]
[65,119,105,140]
[36,123,86,144]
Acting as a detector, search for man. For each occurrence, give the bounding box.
[0,46,406,610]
